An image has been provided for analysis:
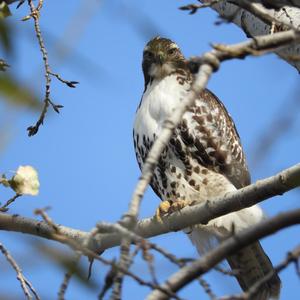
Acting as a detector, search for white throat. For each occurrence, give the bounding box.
[148,62,176,79]
[134,74,190,138]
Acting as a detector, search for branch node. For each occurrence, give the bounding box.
[201,52,220,72]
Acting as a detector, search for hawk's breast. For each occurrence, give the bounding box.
[133,71,249,205]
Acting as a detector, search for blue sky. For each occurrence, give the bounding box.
[0,0,299,299]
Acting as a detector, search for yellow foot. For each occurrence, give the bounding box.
[155,200,193,222]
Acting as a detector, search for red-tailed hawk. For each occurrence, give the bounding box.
[133,37,281,299]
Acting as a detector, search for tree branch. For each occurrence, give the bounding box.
[0,242,40,300]
[146,209,300,300]
[223,245,300,299]
[198,0,300,71]
[0,163,299,253]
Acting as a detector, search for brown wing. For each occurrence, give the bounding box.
[175,89,250,189]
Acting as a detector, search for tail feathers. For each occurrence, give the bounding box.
[188,229,281,299]
[227,241,281,300]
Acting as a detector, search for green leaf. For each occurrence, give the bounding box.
[0,74,42,110]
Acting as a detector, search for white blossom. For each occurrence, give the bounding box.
[11,165,40,196]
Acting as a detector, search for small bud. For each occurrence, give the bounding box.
[0,175,10,187]
[22,14,31,21]
[52,105,61,114]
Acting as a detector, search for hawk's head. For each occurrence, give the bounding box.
[142,37,186,86]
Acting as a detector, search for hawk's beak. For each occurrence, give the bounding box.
[155,51,165,65]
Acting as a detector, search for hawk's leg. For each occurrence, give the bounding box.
[155,199,194,222]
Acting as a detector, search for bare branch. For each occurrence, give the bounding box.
[222,245,300,300]
[146,209,300,300]
[25,0,53,136]
[57,253,81,300]
[248,0,300,10]
[0,163,299,298]
[0,242,40,300]
[228,0,295,29]
[0,193,21,212]
[197,0,300,71]
[99,259,118,300]
[180,0,220,14]
[0,163,299,253]
[197,278,217,300]
[30,210,182,300]
[24,0,77,136]
[109,240,131,300]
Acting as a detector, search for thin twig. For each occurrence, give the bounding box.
[98,259,118,300]
[221,245,300,300]
[25,0,77,136]
[57,252,81,300]
[96,223,216,298]
[98,247,139,300]
[197,277,217,300]
[77,241,184,300]
[0,242,40,300]
[109,240,131,300]
[146,209,300,299]
[140,240,159,285]
[0,193,21,212]
[179,0,220,14]
[26,0,54,136]
[34,207,59,232]
[32,209,182,300]
[214,265,239,276]
[49,72,79,88]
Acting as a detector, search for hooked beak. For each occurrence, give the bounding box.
[155,51,165,65]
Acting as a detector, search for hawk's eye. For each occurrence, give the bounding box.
[143,50,154,59]
[167,48,177,55]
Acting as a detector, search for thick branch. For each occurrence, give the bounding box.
[200,0,300,71]
[0,213,88,246]
[0,163,299,252]
[146,209,300,300]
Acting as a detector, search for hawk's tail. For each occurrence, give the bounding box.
[227,241,281,300]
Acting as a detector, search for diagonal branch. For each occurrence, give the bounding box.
[99,163,300,252]
[0,242,40,300]
[224,245,300,299]
[0,163,299,253]
[146,209,300,300]
[197,0,300,71]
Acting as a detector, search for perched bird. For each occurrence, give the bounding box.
[133,36,281,299]
[133,37,281,300]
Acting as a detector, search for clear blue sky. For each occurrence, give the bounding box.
[0,1,299,299]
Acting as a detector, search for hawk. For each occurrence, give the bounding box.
[133,37,281,299]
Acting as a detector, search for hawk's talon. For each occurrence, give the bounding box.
[155,200,172,223]
[155,199,193,223]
